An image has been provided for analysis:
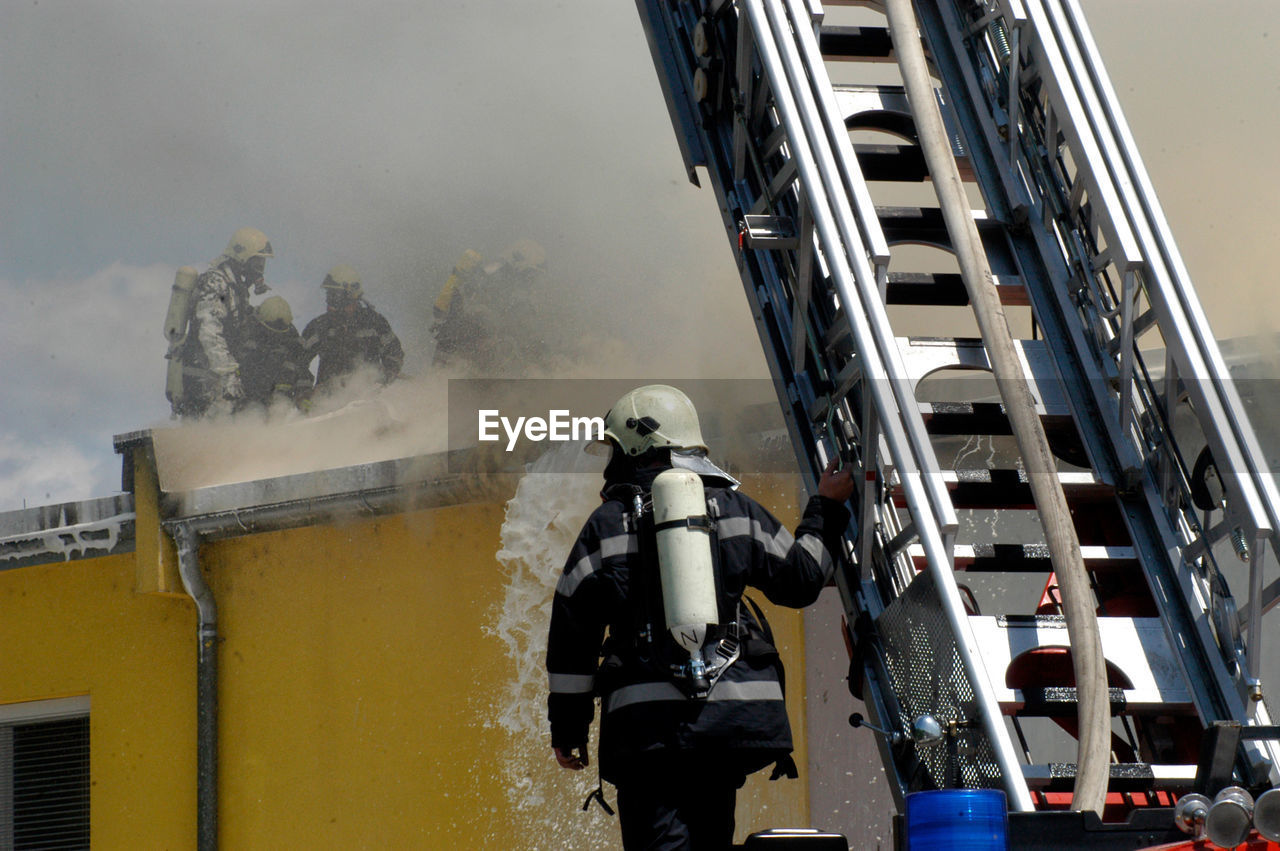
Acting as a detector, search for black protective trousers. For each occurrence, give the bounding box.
[614,755,747,851]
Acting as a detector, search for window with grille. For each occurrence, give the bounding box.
[0,697,90,850]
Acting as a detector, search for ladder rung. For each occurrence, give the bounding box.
[918,401,1072,432]
[831,85,912,124]
[969,615,1194,714]
[889,469,1110,509]
[818,25,893,61]
[877,205,951,246]
[876,210,1021,278]
[1008,685,1126,716]
[855,144,929,183]
[885,271,1028,307]
[909,543,1137,573]
[1005,685,1194,717]
[896,338,1068,416]
[832,85,970,166]
[922,405,1088,467]
[1021,763,1197,792]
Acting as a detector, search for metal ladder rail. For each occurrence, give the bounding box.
[921,0,1244,754]
[635,0,1037,811]
[915,0,1280,781]
[636,0,943,566]
[823,0,1239,808]
[1033,0,1280,780]
[1046,0,1280,677]
[905,0,1237,765]
[749,0,958,541]
[741,0,995,767]
[914,0,1241,755]
[1017,0,1277,662]
[759,0,1051,805]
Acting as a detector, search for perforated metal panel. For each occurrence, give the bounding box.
[877,570,1003,790]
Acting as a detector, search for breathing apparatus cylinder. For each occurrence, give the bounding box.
[165,266,200,342]
[434,249,483,318]
[164,266,200,407]
[652,468,718,686]
[165,358,185,407]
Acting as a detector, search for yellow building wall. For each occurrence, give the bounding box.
[0,553,196,849]
[0,473,812,850]
[208,479,811,848]
[208,503,519,849]
[736,474,810,837]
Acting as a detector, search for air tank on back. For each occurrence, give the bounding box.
[164,266,200,343]
[652,467,718,660]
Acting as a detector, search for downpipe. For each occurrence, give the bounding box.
[171,521,218,851]
[159,483,414,851]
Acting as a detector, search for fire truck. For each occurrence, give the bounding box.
[635,0,1280,847]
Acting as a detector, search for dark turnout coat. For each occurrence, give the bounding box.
[238,319,314,407]
[301,301,404,391]
[546,465,849,785]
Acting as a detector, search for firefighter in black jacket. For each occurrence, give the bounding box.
[237,296,314,411]
[301,264,404,394]
[546,384,853,850]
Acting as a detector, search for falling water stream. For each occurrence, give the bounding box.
[487,439,622,849]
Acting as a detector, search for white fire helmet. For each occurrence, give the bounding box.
[256,295,293,327]
[501,238,546,273]
[322,264,364,300]
[603,384,708,457]
[223,227,274,265]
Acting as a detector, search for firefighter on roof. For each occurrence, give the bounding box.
[237,296,314,412]
[546,384,854,850]
[430,238,552,373]
[167,226,274,419]
[301,264,404,394]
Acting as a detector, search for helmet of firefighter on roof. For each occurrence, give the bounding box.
[500,238,546,274]
[222,227,273,265]
[603,384,709,457]
[256,295,293,329]
[221,227,273,292]
[322,264,364,301]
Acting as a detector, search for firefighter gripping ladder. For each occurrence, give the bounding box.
[636,0,1280,818]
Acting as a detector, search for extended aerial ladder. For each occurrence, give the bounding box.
[636,0,1280,845]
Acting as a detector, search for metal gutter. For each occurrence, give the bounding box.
[0,494,135,571]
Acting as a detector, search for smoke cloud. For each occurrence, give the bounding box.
[1,1,1277,505]
[0,0,776,503]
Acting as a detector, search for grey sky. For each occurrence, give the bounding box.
[0,1,1276,510]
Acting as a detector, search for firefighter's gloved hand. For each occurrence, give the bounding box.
[554,745,588,771]
[818,455,855,503]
